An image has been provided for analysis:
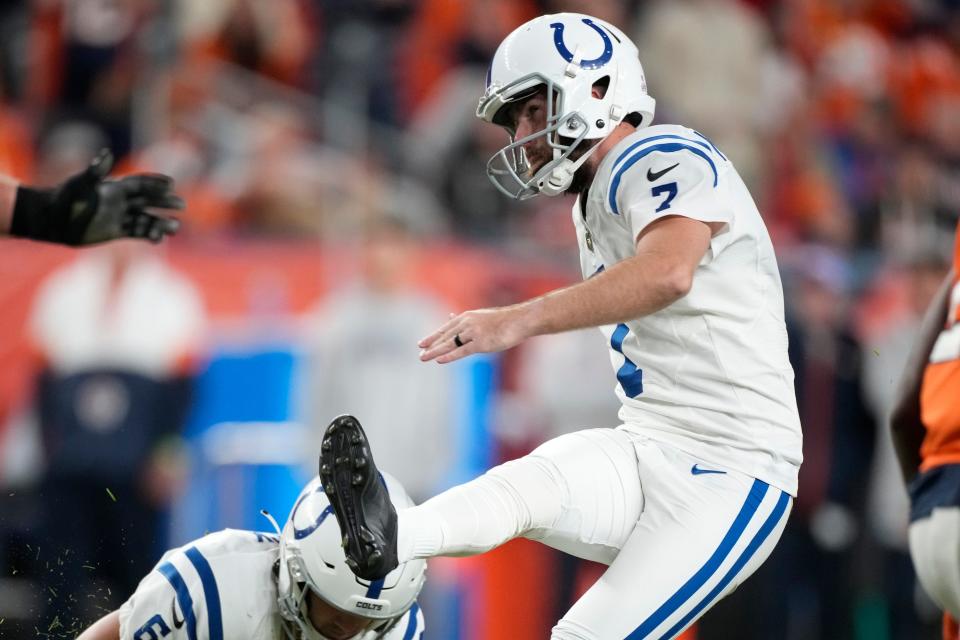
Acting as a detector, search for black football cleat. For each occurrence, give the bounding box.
[319,415,399,581]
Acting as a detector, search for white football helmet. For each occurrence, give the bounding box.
[477,13,656,199]
[277,474,426,640]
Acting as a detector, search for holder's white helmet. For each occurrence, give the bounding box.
[277,474,426,640]
[477,13,656,199]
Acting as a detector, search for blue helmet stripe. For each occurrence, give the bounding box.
[365,578,386,599]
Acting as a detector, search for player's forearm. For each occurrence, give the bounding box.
[0,175,17,235]
[76,610,120,640]
[890,269,955,484]
[518,251,692,336]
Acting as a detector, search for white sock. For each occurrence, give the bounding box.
[397,506,443,562]
[396,456,564,562]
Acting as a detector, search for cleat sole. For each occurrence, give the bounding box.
[318,415,398,580]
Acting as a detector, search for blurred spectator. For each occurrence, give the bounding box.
[543,0,635,26]
[821,98,896,254]
[878,142,959,263]
[0,100,34,180]
[302,217,451,502]
[232,101,334,236]
[0,0,28,101]
[754,7,810,138]
[704,245,875,640]
[1,0,960,636]
[119,125,240,236]
[34,119,109,185]
[30,0,156,155]
[27,240,205,630]
[635,0,770,187]
[509,328,621,623]
[177,0,316,87]
[764,130,857,249]
[398,0,536,121]
[308,0,417,129]
[890,35,960,141]
[860,250,951,638]
[511,329,621,445]
[783,245,876,639]
[812,22,891,134]
[232,101,445,238]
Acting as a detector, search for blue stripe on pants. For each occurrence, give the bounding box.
[657,490,791,639]
[625,478,769,639]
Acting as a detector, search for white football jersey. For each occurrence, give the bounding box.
[574,124,802,495]
[118,529,425,640]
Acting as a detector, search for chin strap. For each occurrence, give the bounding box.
[538,141,602,196]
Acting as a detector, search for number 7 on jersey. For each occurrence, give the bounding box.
[652,182,678,213]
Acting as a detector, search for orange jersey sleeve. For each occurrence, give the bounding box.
[920,223,960,471]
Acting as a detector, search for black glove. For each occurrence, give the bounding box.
[10,149,185,246]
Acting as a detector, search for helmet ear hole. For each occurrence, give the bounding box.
[624,112,644,127]
[592,76,610,99]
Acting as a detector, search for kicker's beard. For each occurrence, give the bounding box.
[566,138,602,195]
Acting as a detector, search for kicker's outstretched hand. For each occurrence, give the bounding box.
[418,306,533,364]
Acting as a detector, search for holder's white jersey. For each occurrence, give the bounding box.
[118,529,425,640]
[574,124,802,495]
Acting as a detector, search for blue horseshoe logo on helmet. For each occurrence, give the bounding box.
[291,486,334,539]
[550,18,614,70]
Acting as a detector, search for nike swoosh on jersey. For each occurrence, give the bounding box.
[691,464,726,476]
[171,599,185,629]
[647,162,679,182]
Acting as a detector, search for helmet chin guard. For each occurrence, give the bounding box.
[537,141,603,196]
[482,75,590,200]
[478,13,656,199]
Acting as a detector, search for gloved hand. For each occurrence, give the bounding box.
[11,149,185,246]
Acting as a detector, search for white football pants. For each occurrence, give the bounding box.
[397,427,791,640]
[909,507,960,619]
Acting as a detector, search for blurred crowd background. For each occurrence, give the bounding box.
[0,0,958,638]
